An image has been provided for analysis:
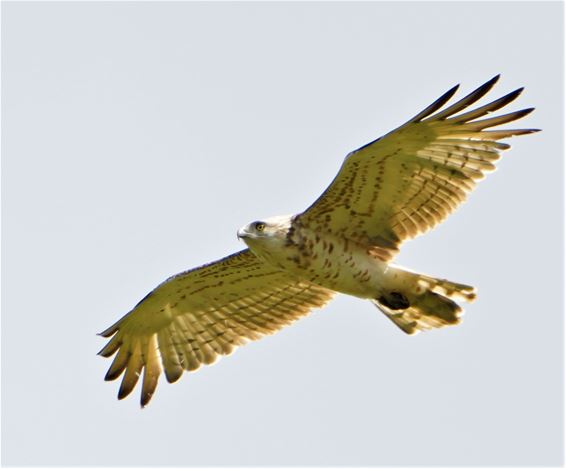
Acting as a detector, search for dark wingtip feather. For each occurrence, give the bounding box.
[140,362,159,407]
[511,107,535,119]
[409,83,460,123]
[446,87,527,124]
[515,128,541,134]
[117,363,142,400]
[483,128,540,139]
[105,367,123,382]
[521,128,541,134]
[505,107,536,124]
[104,348,131,381]
[497,87,524,106]
[118,383,135,401]
[164,367,183,384]
[98,322,120,338]
[140,390,154,408]
[475,74,501,95]
[97,336,121,357]
[429,75,502,121]
[447,83,461,96]
[97,346,113,357]
[463,107,537,131]
[522,106,535,114]
[487,74,501,86]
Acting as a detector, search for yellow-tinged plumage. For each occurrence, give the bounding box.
[295,75,538,259]
[99,250,335,406]
[99,76,538,406]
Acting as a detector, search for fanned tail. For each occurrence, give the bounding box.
[373,269,476,335]
[415,274,476,303]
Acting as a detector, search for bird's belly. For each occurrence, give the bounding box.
[280,235,388,299]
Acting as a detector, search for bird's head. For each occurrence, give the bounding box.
[237,215,293,261]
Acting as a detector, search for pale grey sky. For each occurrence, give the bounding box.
[2,1,563,466]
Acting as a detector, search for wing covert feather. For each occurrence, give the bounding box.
[296,76,539,260]
[98,249,334,406]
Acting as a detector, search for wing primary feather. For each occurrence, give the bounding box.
[170,319,202,371]
[435,138,511,150]
[97,333,122,357]
[177,320,207,361]
[426,144,501,162]
[140,335,161,408]
[118,342,143,400]
[450,108,535,131]
[446,87,524,123]
[157,328,184,383]
[409,83,460,123]
[100,77,538,405]
[427,75,500,121]
[445,128,539,139]
[487,128,541,137]
[98,320,122,338]
[105,346,131,381]
[176,317,206,369]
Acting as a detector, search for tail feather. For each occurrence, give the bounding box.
[416,274,477,302]
[373,271,476,335]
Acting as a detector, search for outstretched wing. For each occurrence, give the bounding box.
[295,76,539,261]
[98,249,334,407]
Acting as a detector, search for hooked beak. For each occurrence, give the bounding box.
[237,228,248,241]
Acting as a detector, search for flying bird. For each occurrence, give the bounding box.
[99,76,538,407]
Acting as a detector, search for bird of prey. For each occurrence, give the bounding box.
[99,76,538,407]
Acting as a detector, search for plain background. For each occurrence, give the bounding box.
[1,1,563,466]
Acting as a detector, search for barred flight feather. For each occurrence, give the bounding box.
[99,76,537,406]
[99,249,334,406]
[296,75,539,259]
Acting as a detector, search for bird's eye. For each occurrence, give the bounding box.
[254,222,266,232]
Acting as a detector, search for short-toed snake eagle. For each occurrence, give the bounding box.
[99,76,538,407]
